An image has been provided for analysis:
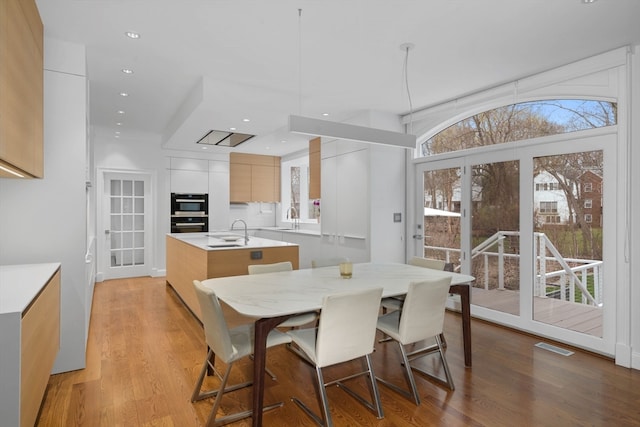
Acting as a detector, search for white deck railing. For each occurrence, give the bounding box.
[424,230,603,307]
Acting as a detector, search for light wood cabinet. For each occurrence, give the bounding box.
[0,264,61,427]
[0,0,44,178]
[309,137,321,199]
[229,153,281,202]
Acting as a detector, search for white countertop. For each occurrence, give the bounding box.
[167,232,298,251]
[0,263,61,315]
[202,262,475,319]
[257,226,321,237]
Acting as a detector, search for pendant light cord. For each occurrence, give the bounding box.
[403,44,414,135]
[298,8,302,115]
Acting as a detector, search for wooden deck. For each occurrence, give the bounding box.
[470,287,603,337]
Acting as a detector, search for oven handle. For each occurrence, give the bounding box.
[175,222,206,227]
[175,198,206,203]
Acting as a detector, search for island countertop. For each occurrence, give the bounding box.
[167,232,299,251]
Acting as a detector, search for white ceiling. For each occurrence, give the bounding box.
[36,0,640,157]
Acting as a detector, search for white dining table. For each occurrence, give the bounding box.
[201,262,475,427]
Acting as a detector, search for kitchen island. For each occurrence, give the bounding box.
[166,232,299,322]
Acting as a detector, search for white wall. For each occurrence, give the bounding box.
[0,39,88,373]
[369,144,406,263]
[629,46,640,371]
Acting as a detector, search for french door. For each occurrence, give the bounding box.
[415,132,616,355]
[98,170,152,280]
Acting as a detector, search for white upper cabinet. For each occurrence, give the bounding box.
[170,158,209,194]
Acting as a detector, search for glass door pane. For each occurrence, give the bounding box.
[422,168,462,268]
[110,178,145,267]
[532,151,603,337]
[470,160,521,316]
[104,172,149,280]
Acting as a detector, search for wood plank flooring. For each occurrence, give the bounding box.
[37,276,640,426]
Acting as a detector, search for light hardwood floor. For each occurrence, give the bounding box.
[37,276,640,426]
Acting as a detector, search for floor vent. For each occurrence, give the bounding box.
[535,342,574,356]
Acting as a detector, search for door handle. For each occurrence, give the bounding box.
[412,234,423,239]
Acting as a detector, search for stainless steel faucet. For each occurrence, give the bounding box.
[231,219,249,245]
[286,206,299,230]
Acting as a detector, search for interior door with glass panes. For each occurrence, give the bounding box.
[101,172,151,279]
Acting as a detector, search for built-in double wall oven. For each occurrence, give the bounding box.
[171,193,209,233]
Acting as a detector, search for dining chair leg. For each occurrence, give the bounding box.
[375,342,422,405]
[192,349,214,402]
[399,343,421,405]
[192,349,253,403]
[317,366,333,427]
[365,354,385,419]
[409,335,455,391]
[436,334,455,391]
[291,365,331,426]
[439,332,447,349]
[207,363,233,426]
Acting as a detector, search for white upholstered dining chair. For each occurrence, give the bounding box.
[287,287,385,427]
[310,257,349,268]
[190,280,292,427]
[381,256,449,310]
[376,277,455,405]
[380,256,452,346]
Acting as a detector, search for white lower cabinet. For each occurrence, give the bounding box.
[277,232,322,269]
[0,263,61,427]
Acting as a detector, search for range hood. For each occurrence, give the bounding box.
[196,129,254,147]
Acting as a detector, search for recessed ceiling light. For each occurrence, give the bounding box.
[280,140,287,143]
[115,131,120,134]
[582,0,596,3]
[201,146,208,150]
[125,31,140,39]
[117,110,125,114]
[121,68,134,74]
[120,92,129,97]
[229,127,236,131]
[116,122,122,126]
[242,118,250,122]
[322,113,329,116]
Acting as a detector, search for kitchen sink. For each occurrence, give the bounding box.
[207,233,243,239]
[207,244,242,248]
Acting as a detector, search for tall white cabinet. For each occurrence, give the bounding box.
[319,138,405,263]
[0,39,88,374]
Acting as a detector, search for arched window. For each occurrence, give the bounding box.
[419,99,616,157]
